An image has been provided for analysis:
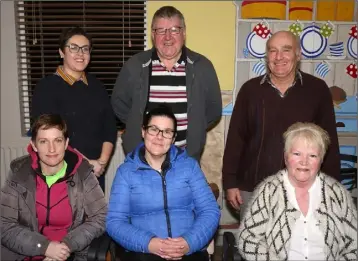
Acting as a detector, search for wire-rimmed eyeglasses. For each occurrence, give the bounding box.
[152,26,183,35]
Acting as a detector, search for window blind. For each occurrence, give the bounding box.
[15,1,146,134]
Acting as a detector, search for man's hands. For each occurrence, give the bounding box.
[44,241,70,261]
[226,188,243,210]
[148,237,189,260]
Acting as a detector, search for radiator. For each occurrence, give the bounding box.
[104,139,126,201]
[0,139,126,201]
[1,145,28,187]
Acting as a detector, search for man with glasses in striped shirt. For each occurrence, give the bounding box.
[111,6,222,161]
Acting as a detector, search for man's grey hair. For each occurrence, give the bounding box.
[264,30,301,72]
[151,6,186,29]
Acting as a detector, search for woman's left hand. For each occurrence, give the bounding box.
[161,237,189,259]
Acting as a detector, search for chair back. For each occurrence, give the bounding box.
[340,154,357,205]
[339,154,357,191]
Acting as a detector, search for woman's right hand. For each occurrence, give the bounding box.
[44,241,70,261]
[148,238,176,260]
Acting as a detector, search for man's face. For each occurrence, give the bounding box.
[151,16,186,62]
[266,32,301,80]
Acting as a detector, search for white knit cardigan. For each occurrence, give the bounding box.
[237,170,357,261]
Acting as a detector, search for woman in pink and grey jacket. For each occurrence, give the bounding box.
[1,114,107,261]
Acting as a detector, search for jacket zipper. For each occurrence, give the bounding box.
[158,170,172,238]
[40,186,51,234]
[138,167,172,238]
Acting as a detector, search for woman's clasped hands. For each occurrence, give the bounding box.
[149,237,190,260]
[44,241,70,261]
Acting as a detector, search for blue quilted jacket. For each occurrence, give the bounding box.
[106,143,220,254]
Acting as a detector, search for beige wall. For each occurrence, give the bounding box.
[1,1,29,146]
[147,1,236,90]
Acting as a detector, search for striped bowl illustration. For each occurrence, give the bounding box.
[252,61,266,76]
[329,42,344,56]
[315,62,330,78]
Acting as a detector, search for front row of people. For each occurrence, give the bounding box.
[1,108,220,261]
[1,108,357,260]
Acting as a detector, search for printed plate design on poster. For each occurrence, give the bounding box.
[246,32,272,58]
[300,25,327,58]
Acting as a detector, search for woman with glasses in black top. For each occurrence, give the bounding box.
[31,26,117,190]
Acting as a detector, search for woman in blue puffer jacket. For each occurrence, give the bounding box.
[106,105,220,261]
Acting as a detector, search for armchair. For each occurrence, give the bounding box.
[339,153,357,205]
[222,232,242,261]
[87,233,116,261]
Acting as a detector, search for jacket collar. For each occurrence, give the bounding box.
[26,144,83,178]
[129,142,185,170]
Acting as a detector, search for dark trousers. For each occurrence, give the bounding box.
[120,250,209,261]
[98,174,105,192]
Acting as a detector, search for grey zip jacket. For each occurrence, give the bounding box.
[1,147,107,261]
[111,47,222,160]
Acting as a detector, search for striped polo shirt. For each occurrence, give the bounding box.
[146,50,187,148]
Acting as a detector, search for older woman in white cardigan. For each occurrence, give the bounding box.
[237,122,357,261]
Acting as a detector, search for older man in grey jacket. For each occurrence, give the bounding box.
[111,6,222,161]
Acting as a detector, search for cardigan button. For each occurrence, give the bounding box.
[37,243,41,248]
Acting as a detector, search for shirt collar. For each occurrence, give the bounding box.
[55,66,88,86]
[260,70,303,86]
[151,47,186,68]
[283,169,321,210]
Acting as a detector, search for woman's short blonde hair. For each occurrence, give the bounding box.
[283,122,331,160]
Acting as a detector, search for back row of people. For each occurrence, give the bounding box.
[1,4,355,261]
[31,5,222,193]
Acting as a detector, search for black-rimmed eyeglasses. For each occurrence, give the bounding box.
[152,26,183,35]
[65,44,91,54]
[145,125,175,139]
